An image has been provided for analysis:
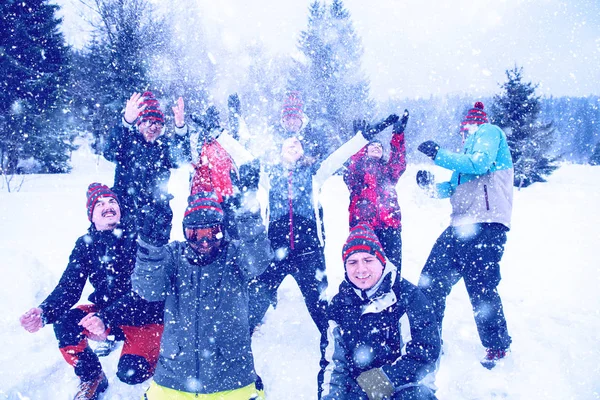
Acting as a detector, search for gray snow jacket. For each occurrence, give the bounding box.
[132,213,272,394]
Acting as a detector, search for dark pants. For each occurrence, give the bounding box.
[418,223,511,350]
[393,386,438,400]
[53,304,163,384]
[248,246,329,398]
[248,246,328,333]
[375,227,402,274]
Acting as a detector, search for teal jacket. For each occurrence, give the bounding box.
[433,123,514,229]
[132,214,272,394]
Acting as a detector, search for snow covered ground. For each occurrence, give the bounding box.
[1,139,599,399]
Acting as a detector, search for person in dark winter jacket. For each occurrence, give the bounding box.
[19,183,164,400]
[416,101,513,369]
[103,91,188,233]
[321,224,440,400]
[343,110,409,273]
[133,180,273,399]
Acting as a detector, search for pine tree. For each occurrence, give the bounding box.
[289,0,373,156]
[0,0,72,176]
[590,142,600,166]
[490,66,558,188]
[67,0,169,147]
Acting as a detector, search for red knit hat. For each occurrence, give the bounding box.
[182,192,224,229]
[86,183,119,221]
[461,101,488,131]
[342,224,386,267]
[281,91,304,120]
[137,91,165,125]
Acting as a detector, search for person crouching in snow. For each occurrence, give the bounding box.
[321,224,440,400]
[415,101,513,369]
[132,171,273,399]
[19,183,164,400]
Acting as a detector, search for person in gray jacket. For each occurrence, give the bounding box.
[132,170,272,398]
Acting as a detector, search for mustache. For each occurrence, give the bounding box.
[101,208,117,217]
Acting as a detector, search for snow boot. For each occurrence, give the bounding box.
[480,348,509,370]
[74,372,108,400]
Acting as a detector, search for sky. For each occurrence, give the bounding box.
[2,138,599,398]
[54,0,600,101]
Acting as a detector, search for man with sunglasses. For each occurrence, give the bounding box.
[103,91,188,234]
[133,187,273,399]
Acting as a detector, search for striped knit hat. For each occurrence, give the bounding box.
[342,224,386,267]
[182,191,224,228]
[461,101,488,131]
[281,91,304,121]
[86,182,119,221]
[137,91,165,125]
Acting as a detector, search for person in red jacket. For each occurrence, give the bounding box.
[343,110,409,273]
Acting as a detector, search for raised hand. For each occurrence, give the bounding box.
[418,140,440,160]
[353,119,369,135]
[20,307,44,333]
[124,92,146,124]
[173,97,185,128]
[393,109,409,133]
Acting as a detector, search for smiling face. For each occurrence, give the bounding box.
[138,120,165,143]
[281,137,304,165]
[91,196,121,231]
[345,252,384,290]
[366,142,383,159]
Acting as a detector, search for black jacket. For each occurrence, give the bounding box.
[39,224,162,327]
[322,267,441,399]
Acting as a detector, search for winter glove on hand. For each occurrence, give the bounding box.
[416,170,435,189]
[418,140,440,160]
[356,368,395,400]
[363,114,400,141]
[393,109,409,133]
[354,119,369,135]
[140,198,173,247]
[238,159,260,193]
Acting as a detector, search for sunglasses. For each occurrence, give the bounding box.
[184,226,223,244]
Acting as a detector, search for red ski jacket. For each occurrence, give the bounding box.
[343,131,406,230]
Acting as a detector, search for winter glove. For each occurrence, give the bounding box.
[416,170,435,189]
[356,368,395,400]
[354,114,400,141]
[393,109,409,133]
[140,198,173,247]
[238,159,260,193]
[417,140,440,160]
[190,106,223,143]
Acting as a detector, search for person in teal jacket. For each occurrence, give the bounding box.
[415,101,513,369]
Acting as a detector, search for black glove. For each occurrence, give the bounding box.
[140,199,173,247]
[418,140,440,160]
[190,106,221,132]
[353,119,369,135]
[362,114,399,141]
[356,368,395,400]
[416,170,435,189]
[393,109,409,133]
[238,159,260,193]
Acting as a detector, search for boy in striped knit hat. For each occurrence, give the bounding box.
[321,224,440,400]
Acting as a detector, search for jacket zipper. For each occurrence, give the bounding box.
[483,184,490,210]
[288,170,294,250]
[195,268,201,387]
